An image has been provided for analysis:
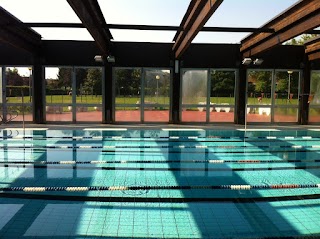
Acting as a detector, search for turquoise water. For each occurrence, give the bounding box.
[0,128,320,238]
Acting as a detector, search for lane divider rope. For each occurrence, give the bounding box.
[1,184,320,192]
[1,158,320,165]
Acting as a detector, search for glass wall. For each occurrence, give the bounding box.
[114,68,171,123]
[246,69,300,123]
[114,68,141,122]
[210,70,236,122]
[75,67,103,122]
[45,67,72,122]
[309,71,320,123]
[274,70,299,123]
[247,70,272,123]
[0,67,2,123]
[181,70,208,122]
[5,67,33,122]
[45,66,103,122]
[143,69,170,122]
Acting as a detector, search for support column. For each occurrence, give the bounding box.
[103,63,113,123]
[33,56,44,124]
[235,65,246,125]
[170,60,181,124]
[300,59,311,125]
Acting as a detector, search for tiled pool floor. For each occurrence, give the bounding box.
[1,197,320,238]
[1,127,320,238]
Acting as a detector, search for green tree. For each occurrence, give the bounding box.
[286,34,319,45]
[115,69,141,96]
[6,68,24,97]
[57,68,72,92]
[6,68,23,86]
[82,68,102,95]
[248,71,272,95]
[211,71,235,97]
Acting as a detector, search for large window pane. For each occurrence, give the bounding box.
[181,70,207,122]
[5,67,33,122]
[274,70,299,123]
[45,67,72,122]
[247,70,272,123]
[309,71,320,123]
[115,68,141,122]
[75,67,103,122]
[143,69,170,122]
[275,71,299,106]
[210,70,235,123]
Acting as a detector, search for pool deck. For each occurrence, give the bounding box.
[1,123,320,131]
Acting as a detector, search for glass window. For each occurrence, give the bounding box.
[247,70,272,123]
[274,70,299,123]
[143,69,170,122]
[45,67,72,122]
[210,70,235,122]
[181,70,208,122]
[75,67,103,122]
[5,67,33,122]
[309,71,320,123]
[114,68,141,122]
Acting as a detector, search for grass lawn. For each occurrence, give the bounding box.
[3,95,309,116]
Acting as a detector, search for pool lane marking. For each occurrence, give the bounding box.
[2,183,320,192]
[1,158,320,165]
[0,144,317,150]
[83,128,127,131]
[1,163,320,172]
[237,129,280,131]
[3,136,319,142]
[4,128,48,130]
[162,128,204,131]
[0,147,319,155]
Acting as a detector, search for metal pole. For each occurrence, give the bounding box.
[287,71,293,102]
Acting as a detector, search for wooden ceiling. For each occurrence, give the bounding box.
[0,0,320,61]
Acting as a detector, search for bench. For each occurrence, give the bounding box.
[197,102,215,112]
[215,103,230,113]
[46,106,63,114]
[136,101,158,110]
[258,107,271,116]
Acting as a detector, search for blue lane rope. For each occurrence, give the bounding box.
[0,135,317,141]
[0,144,318,150]
[0,163,319,172]
[0,158,320,165]
[0,184,319,192]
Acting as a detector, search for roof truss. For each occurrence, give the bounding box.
[173,0,223,59]
[305,36,320,61]
[241,0,320,58]
[67,0,112,56]
[0,6,41,54]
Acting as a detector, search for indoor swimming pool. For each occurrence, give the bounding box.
[0,127,320,238]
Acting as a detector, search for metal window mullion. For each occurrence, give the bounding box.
[1,66,6,122]
[72,67,76,122]
[141,68,144,123]
[271,69,275,123]
[206,69,211,122]
[102,66,106,123]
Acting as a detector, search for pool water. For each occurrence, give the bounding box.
[0,128,320,238]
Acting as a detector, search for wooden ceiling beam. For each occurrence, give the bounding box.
[308,51,320,61]
[241,0,320,57]
[173,0,223,59]
[67,0,112,56]
[305,36,320,61]
[305,41,320,54]
[0,6,41,54]
[243,13,320,57]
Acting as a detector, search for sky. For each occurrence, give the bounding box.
[0,0,300,43]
